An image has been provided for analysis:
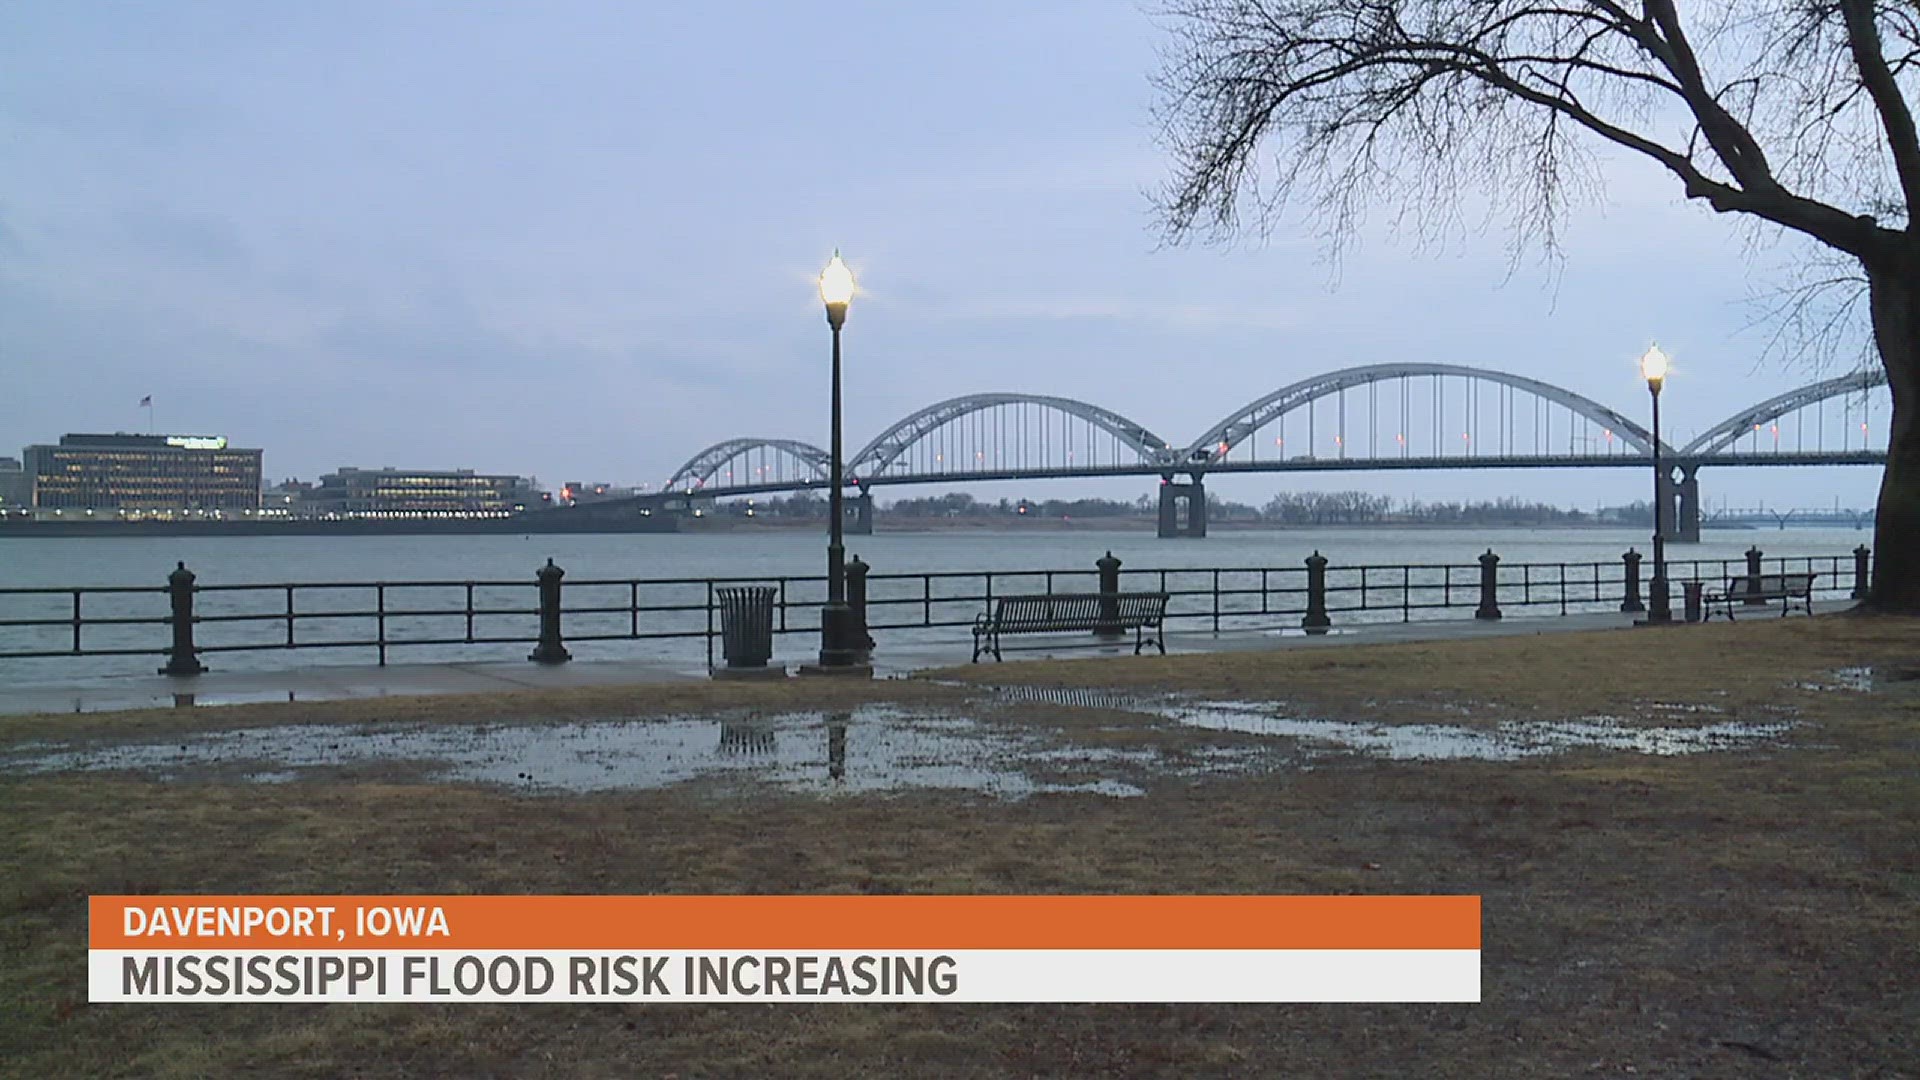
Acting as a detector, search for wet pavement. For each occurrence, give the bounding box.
[1,605,1745,717]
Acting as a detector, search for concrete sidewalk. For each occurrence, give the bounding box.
[1,603,1848,717]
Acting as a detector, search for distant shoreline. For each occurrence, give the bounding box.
[0,515,1780,540]
[688,516,1748,534]
[0,514,679,538]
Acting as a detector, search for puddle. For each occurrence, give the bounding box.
[1152,700,1793,761]
[1792,665,1918,693]
[1645,702,1728,715]
[0,705,1155,799]
[3,687,1803,798]
[1799,666,1876,692]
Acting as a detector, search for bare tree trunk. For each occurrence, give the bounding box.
[1865,258,1920,612]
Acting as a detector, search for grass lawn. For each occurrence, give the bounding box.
[2,616,1916,1077]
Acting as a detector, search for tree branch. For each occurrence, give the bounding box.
[1839,0,1920,223]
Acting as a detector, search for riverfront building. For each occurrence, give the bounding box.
[302,467,543,517]
[560,481,645,505]
[0,457,27,508]
[23,434,263,511]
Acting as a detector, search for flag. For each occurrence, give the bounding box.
[139,395,152,407]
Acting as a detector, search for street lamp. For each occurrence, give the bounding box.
[1640,344,1673,624]
[814,251,865,668]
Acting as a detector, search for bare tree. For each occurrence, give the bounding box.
[1153,0,1920,611]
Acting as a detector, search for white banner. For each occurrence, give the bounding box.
[90,949,1479,1003]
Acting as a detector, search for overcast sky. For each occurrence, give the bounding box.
[0,1,1889,511]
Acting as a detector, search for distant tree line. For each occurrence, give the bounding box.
[723,490,1653,526]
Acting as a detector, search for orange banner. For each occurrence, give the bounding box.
[90,895,1480,951]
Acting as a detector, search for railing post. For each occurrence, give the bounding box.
[159,561,207,676]
[1475,549,1502,620]
[1095,550,1123,639]
[1745,545,1766,605]
[528,558,571,664]
[1302,551,1331,635]
[1620,548,1644,613]
[1852,545,1872,600]
[846,554,874,659]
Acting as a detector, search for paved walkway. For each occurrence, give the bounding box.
[2,604,1850,717]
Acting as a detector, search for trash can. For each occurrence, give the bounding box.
[1681,581,1705,624]
[715,586,776,668]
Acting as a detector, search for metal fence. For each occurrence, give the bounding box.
[0,545,1874,675]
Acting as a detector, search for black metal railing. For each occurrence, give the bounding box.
[0,544,1874,675]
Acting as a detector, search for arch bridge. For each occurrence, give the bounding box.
[653,364,1890,540]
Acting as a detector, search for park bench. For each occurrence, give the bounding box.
[971,592,1169,662]
[1703,572,1817,621]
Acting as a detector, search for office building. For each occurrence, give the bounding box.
[0,456,27,508]
[560,481,646,505]
[303,467,542,517]
[24,434,262,511]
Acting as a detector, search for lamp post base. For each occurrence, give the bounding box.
[1643,574,1674,625]
[811,601,869,672]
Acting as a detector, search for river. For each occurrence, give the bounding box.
[0,524,1873,685]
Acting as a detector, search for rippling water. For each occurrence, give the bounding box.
[0,525,1870,684]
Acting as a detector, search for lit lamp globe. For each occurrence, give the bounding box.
[820,252,855,329]
[1640,344,1669,391]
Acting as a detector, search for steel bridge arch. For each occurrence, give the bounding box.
[1185,363,1660,464]
[850,393,1176,478]
[1679,368,1889,457]
[666,438,830,491]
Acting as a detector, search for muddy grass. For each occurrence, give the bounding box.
[2,616,1917,1077]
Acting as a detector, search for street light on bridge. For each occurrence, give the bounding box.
[1640,344,1673,624]
[811,251,867,671]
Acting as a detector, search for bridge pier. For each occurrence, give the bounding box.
[1676,466,1701,544]
[847,491,874,536]
[1157,477,1207,538]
